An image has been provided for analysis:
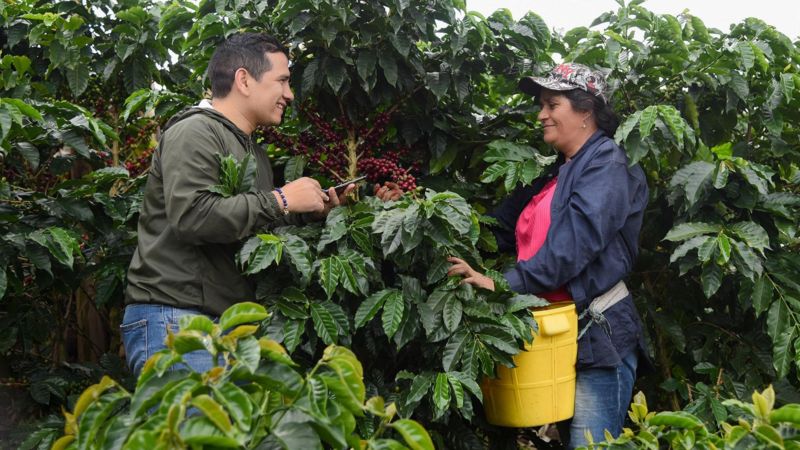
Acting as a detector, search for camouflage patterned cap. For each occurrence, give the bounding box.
[519,63,608,103]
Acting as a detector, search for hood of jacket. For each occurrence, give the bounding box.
[164,104,253,152]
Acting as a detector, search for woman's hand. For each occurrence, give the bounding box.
[447,256,495,291]
[374,182,403,202]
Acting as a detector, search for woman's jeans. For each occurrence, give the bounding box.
[121,304,219,377]
[564,351,638,449]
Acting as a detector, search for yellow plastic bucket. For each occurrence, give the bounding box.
[481,301,578,427]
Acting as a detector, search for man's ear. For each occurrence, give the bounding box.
[232,68,250,96]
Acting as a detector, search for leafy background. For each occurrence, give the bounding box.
[1,0,799,448]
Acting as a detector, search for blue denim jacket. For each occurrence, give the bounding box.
[490,131,649,369]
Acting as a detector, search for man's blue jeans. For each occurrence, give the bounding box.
[121,304,219,377]
[566,351,638,449]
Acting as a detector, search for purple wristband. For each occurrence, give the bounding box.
[273,187,289,215]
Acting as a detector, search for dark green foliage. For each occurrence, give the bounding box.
[1,0,800,447]
[49,302,434,450]
[238,191,544,430]
[581,386,800,449]
[209,154,257,197]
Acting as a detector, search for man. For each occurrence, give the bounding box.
[120,33,389,375]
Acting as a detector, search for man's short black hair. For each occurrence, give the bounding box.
[207,32,289,98]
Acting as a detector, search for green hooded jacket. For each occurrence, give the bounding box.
[125,105,305,316]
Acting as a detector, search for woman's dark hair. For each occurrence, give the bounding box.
[562,89,619,137]
[207,33,289,99]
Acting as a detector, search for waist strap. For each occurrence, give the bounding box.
[577,280,629,340]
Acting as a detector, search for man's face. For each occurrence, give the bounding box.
[247,51,294,127]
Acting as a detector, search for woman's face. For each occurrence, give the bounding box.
[537,89,588,153]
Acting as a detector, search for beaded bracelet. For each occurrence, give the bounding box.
[273,187,289,215]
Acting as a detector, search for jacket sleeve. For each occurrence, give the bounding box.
[503,159,635,294]
[159,122,287,244]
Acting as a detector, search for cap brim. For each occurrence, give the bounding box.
[519,76,578,97]
[518,77,541,96]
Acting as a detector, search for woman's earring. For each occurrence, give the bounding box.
[582,120,587,129]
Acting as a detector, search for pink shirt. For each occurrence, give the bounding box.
[515,178,571,302]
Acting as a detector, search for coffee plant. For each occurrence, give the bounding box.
[260,107,419,191]
[236,190,545,439]
[578,386,800,450]
[29,302,435,450]
[2,0,800,448]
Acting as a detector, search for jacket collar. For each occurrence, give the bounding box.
[165,103,254,151]
[567,130,606,164]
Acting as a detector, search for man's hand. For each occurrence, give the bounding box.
[374,181,403,202]
[314,183,357,219]
[276,177,330,213]
[447,256,496,291]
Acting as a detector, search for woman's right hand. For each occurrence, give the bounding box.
[374,181,403,202]
[447,256,495,291]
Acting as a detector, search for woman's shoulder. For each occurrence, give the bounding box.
[583,134,628,165]
[580,135,647,185]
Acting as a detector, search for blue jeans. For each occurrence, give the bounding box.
[121,304,219,377]
[566,351,638,449]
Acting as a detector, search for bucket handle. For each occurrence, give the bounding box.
[541,315,571,336]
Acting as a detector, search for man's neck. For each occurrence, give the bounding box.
[210,98,256,135]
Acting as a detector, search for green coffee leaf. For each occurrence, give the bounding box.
[405,372,434,404]
[355,289,390,329]
[446,373,464,408]
[382,290,405,338]
[219,302,268,331]
[310,302,338,345]
[638,105,658,138]
[233,336,261,373]
[308,377,328,417]
[442,295,463,332]
[766,300,789,342]
[241,235,283,275]
[170,331,210,355]
[773,327,795,379]
[391,419,434,450]
[191,395,233,434]
[447,371,483,402]
[282,320,305,353]
[284,155,306,182]
[432,373,451,412]
[770,404,800,426]
[664,222,720,242]
[319,256,344,299]
[212,383,252,432]
[179,315,215,334]
[670,161,715,205]
[729,222,770,253]
[751,276,773,317]
[701,263,723,298]
[648,411,706,430]
[442,330,469,372]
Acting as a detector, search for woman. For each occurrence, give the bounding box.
[448,63,649,449]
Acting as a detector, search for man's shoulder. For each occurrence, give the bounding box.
[158,111,234,160]
[164,110,222,135]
